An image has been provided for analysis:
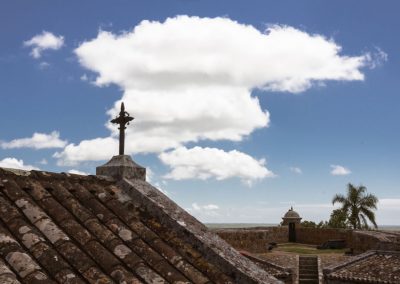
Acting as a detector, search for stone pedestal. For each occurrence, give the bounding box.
[96,155,146,181]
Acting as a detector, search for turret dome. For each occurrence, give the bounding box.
[281,206,302,225]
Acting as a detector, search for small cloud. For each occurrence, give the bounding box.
[39,61,50,69]
[203,204,219,210]
[80,74,89,81]
[290,167,302,174]
[0,157,39,171]
[24,31,64,58]
[1,131,67,150]
[330,164,351,176]
[38,158,48,165]
[68,169,89,175]
[188,203,220,219]
[365,47,388,69]
[99,22,113,29]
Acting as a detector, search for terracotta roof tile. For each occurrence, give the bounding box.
[325,250,400,283]
[238,252,292,282]
[57,241,101,276]
[0,168,281,283]
[0,257,21,284]
[0,222,54,283]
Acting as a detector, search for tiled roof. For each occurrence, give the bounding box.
[0,168,280,284]
[324,250,400,283]
[239,251,292,283]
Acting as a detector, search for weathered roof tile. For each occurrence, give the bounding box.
[85,240,122,273]
[56,242,97,274]
[82,266,114,284]
[61,219,92,245]
[38,197,71,223]
[53,268,85,284]
[0,226,53,283]
[325,250,400,283]
[0,196,20,223]
[0,257,21,284]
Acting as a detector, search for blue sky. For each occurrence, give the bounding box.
[1,1,399,225]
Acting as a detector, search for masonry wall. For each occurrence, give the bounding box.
[296,228,400,253]
[352,231,400,253]
[351,231,380,252]
[214,227,288,253]
[215,226,400,254]
[295,228,353,246]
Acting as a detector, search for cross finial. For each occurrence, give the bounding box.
[110,102,134,155]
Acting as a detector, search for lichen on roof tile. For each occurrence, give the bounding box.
[21,232,45,249]
[0,234,18,245]
[119,228,134,241]
[114,244,132,259]
[15,199,48,223]
[6,252,41,278]
[34,218,69,244]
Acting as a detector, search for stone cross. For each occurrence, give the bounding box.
[111,102,134,155]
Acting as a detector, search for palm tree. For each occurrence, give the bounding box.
[332,183,378,229]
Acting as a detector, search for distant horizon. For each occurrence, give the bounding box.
[205,223,400,229]
[205,223,400,225]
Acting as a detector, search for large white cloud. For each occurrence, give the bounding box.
[159,146,274,185]
[76,16,370,92]
[56,15,380,165]
[24,31,64,58]
[0,158,39,171]
[1,131,67,150]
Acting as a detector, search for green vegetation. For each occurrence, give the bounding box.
[326,208,348,228]
[332,183,378,229]
[277,243,346,255]
[300,220,326,228]
[301,183,378,230]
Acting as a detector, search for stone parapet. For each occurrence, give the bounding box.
[214,227,288,253]
[295,227,353,247]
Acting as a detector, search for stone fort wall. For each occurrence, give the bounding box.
[296,227,353,245]
[213,227,288,253]
[214,226,400,254]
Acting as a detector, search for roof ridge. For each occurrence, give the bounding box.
[120,178,281,284]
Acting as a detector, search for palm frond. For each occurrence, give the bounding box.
[360,214,369,229]
[361,194,378,210]
[332,194,346,205]
[333,183,378,229]
[361,208,378,228]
